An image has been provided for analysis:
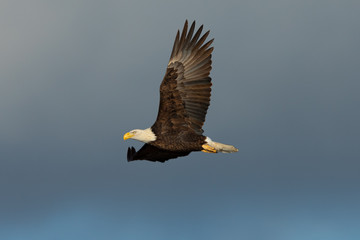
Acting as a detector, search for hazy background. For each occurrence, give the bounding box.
[1,0,360,239]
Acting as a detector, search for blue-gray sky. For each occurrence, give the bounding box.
[1,0,360,239]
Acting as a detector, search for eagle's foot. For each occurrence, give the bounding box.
[201,144,217,153]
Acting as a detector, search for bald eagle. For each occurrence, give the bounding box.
[124,20,238,162]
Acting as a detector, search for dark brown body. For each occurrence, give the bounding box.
[150,126,206,152]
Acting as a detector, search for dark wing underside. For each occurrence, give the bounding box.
[152,20,214,136]
[127,145,191,163]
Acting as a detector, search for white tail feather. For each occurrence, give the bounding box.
[205,137,238,153]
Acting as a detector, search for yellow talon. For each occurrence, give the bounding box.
[202,144,217,153]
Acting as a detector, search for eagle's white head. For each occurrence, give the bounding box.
[123,128,156,143]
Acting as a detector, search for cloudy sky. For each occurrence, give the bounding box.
[1,0,360,239]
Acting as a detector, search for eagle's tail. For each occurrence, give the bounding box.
[204,137,238,153]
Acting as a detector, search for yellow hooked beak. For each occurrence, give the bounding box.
[123,132,134,140]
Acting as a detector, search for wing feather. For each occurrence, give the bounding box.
[153,20,214,135]
[127,145,190,162]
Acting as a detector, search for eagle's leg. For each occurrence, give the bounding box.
[201,144,217,153]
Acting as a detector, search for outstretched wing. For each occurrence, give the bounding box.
[152,20,213,135]
[127,145,191,162]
